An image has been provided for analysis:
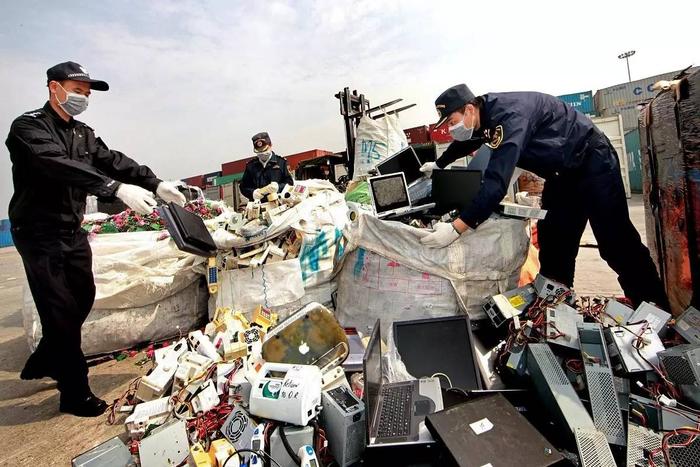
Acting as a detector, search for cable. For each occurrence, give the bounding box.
[430,373,453,389]
[223,449,282,467]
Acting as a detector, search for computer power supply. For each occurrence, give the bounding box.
[320,386,366,466]
[658,344,700,408]
[483,284,537,328]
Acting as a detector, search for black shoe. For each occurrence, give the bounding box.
[59,394,108,417]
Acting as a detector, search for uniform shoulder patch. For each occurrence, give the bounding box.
[485,125,504,149]
[22,110,44,118]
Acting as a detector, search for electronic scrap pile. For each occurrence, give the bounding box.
[215,182,307,269]
[74,302,367,467]
[482,274,700,467]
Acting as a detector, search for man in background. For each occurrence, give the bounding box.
[240,131,293,201]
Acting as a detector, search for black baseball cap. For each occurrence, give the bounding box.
[252,132,272,153]
[46,61,109,91]
[434,84,475,128]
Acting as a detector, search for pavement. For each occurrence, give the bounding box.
[0,195,650,465]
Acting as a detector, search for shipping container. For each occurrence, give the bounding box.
[0,219,12,248]
[205,185,221,200]
[594,68,698,131]
[429,123,453,144]
[182,174,204,188]
[222,157,254,176]
[203,171,222,187]
[591,115,631,198]
[557,91,595,115]
[624,129,642,193]
[403,125,430,145]
[285,149,333,171]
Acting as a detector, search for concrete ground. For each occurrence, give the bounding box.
[0,195,649,465]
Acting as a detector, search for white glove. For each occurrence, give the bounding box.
[116,183,157,215]
[252,188,264,201]
[156,182,186,206]
[419,162,438,178]
[420,222,461,248]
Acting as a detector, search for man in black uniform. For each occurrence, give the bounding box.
[240,132,293,201]
[420,84,668,310]
[6,61,186,416]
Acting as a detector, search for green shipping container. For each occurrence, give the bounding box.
[625,129,642,193]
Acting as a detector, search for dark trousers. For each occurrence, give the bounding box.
[12,227,95,398]
[537,133,669,310]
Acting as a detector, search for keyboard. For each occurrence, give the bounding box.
[377,384,413,438]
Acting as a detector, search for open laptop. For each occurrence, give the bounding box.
[160,202,217,256]
[393,316,482,391]
[376,146,423,186]
[368,172,435,220]
[363,319,443,446]
[431,168,483,215]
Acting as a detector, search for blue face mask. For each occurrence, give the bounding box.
[448,115,474,141]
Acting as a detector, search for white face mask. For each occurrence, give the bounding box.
[257,151,272,163]
[55,82,89,116]
[448,112,474,141]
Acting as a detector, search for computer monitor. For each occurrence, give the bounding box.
[160,202,217,256]
[368,173,411,216]
[393,316,482,390]
[376,147,423,186]
[431,168,482,215]
[363,320,382,441]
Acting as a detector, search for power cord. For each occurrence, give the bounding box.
[279,424,302,465]
[223,448,282,467]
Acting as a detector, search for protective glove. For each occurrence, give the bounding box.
[420,221,461,248]
[116,183,157,215]
[419,162,438,178]
[156,182,186,206]
[252,188,264,201]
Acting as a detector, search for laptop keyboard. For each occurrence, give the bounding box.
[377,384,413,438]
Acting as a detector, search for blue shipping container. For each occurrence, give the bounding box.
[557,91,595,115]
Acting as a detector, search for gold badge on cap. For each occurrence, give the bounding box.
[486,125,504,149]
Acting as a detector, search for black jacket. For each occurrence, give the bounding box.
[437,91,598,229]
[6,102,162,230]
[239,152,294,200]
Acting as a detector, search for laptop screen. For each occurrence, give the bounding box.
[369,173,410,215]
[376,147,423,185]
[394,316,481,390]
[363,320,382,433]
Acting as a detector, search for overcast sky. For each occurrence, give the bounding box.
[1,0,698,218]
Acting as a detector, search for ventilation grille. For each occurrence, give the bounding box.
[530,343,569,386]
[660,355,697,385]
[586,367,626,446]
[575,428,616,467]
[668,432,700,466]
[626,424,662,467]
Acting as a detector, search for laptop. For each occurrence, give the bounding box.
[363,319,443,446]
[426,393,564,467]
[160,202,217,256]
[431,168,483,215]
[376,146,424,187]
[368,172,435,220]
[393,316,482,391]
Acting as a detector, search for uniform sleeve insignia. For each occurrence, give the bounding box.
[486,125,504,149]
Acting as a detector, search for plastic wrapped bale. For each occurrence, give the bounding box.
[335,248,462,340]
[24,277,208,356]
[335,213,529,336]
[21,230,208,355]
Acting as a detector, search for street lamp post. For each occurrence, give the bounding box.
[618,50,636,83]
